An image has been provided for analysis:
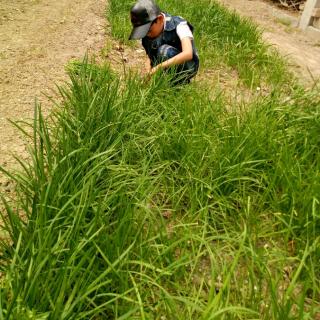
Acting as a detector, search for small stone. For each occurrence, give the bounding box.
[115,45,124,52]
[162,210,172,219]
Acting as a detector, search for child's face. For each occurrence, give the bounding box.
[146,15,164,39]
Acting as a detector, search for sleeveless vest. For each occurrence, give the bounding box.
[142,13,199,67]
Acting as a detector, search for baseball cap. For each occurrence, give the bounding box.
[129,0,161,40]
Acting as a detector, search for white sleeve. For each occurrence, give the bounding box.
[176,21,194,40]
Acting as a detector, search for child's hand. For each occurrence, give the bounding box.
[144,73,152,83]
[149,65,160,75]
[143,66,159,83]
[142,70,153,84]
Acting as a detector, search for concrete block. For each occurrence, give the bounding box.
[299,0,320,30]
[312,8,320,17]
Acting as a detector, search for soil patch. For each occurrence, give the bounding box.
[218,0,320,84]
[0,0,110,203]
[0,0,106,177]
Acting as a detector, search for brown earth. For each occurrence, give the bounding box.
[0,0,105,177]
[0,0,145,193]
[0,0,320,189]
[219,0,320,83]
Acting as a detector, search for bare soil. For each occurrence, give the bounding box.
[0,0,106,175]
[219,0,320,83]
[0,0,319,189]
[0,0,147,198]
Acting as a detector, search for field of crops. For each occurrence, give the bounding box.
[0,0,319,319]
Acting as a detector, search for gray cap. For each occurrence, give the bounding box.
[129,0,161,40]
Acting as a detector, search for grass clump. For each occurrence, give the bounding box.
[0,60,319,319]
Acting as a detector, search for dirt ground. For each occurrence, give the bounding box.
[0,0,320,189]
[219,0,320,82]
[0,0,147,198]
[0,0,106,180]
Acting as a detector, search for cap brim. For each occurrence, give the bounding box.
[129,22,152,40]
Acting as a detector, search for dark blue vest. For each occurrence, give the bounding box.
[142,13,199,67]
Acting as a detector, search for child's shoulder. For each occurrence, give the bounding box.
[164,12,186,22]
[163,12,188,30]
[163,12,194,33]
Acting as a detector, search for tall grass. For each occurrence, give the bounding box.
[107,0,290,87]
[0,60,319,318]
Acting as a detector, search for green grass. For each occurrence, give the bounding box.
[0,60,319,319]
[1,0,320,319]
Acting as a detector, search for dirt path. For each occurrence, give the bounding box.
[0,0,106,181]
[0,0,147,199]
[218,0,320,83]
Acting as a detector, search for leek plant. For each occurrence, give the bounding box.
[0,60,319,319]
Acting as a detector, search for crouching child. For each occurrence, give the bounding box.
[129,0,199,85]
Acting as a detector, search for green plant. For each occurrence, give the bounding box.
[0,59,319,319]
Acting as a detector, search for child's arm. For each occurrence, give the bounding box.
[149,37,193,75]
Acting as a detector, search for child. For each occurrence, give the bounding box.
[129,0,199,84]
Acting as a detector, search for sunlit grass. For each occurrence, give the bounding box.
[0,59,319,319]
